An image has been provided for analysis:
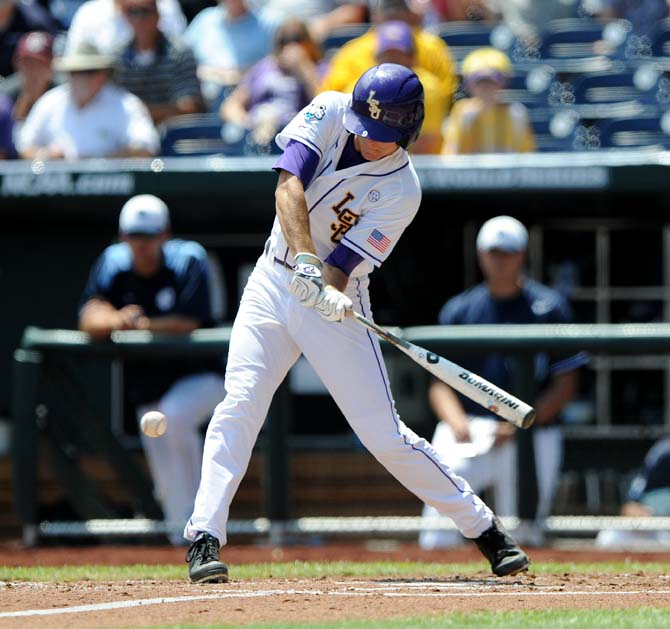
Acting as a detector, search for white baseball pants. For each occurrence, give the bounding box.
[137,371,225,544]
[185,258,494,545]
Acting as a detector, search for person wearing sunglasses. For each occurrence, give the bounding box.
[219,18,321,152]
[116,0,203,124]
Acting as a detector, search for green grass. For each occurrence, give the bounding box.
[2,560,670,582]
[152,608,670,628]
[4,562,670,628]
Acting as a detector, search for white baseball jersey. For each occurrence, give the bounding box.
[268,91,421,292]
[185,91,495,547]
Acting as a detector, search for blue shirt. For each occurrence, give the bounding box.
[628,439,670,502]
[80,239,222,403]
[438,279,587,419]
[183,6,277,71]
[80,239,213,321]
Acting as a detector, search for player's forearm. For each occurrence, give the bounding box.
[533,370,578,425]
[322,263,348,292]
[79,303,124,339]
[275,170,316,255]
[429,379,468,425]
[110,146,156,158]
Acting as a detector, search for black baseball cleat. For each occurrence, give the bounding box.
[186,532,229,583]
[473,517,531,577]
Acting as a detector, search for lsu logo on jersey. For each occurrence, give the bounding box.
[304,103,326,122]
[330,191,359,243]
[366,90,382,120]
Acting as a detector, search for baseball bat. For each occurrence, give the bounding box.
[348,310,536,429]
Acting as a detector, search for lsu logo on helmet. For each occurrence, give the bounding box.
[366,90,382,120]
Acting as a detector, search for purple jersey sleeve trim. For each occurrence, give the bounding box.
[325,242,364,276]
[273,139,320,189]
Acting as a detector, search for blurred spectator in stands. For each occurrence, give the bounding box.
[17,42,159,159]
[442,47,535,154]
[487,0,579,47]
[597,438,670,548]
[320,0,457,113]
[583,0,668,37]
[220,18,320,150]
[0,0,57,79]
[419,216,587,549]
[0,93,15,157]
[415,0,498,24]
[253,0,367,43]
[78,194,225,545]
[184,0,279,110]
[338,20,444,152]
[0,32,55,130]
[116,0,203,124]
[66,0,187,56]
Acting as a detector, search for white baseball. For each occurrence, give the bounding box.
[140,411,167,438]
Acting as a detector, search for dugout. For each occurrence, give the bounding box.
[2,151,670,535]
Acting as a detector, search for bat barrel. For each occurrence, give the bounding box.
[521,408,536,429]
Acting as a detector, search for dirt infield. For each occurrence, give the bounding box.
[2,543,670,627]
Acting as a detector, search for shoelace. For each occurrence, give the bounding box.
[186,535,218,563]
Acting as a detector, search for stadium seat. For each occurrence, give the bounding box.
[497,69,554,109]
[539,18,605,59]
[160,114,228,157]
[572,69,661,106]
[530,108,581,152]
[599,113,670,150]
[160,114,282,157]
[651,18,670,57]
[434,21,494,60]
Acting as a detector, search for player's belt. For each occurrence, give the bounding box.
[273,256,294,271]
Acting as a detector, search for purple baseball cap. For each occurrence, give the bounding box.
[376,20,414,55]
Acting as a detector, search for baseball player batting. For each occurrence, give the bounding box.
[184,63,530,583]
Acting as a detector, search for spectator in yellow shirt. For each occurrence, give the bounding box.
[341,20,444,153]
[442,47,535,155]
[320,0,457,110]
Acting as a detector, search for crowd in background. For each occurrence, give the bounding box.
[0,0,667,159]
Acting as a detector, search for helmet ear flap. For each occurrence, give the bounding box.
[395,100,425,149]
[396,131,415,150]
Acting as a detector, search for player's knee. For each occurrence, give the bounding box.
[360,432,410,459]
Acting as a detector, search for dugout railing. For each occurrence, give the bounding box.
[12,323,670,545]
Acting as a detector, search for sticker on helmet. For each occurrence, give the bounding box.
[304,103,326,121]
[367,90,381,120]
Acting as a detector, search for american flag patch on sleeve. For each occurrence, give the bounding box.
[366,229,391,254]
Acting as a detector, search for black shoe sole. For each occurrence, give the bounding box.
[493,557,531,577]
[189,564,230,584]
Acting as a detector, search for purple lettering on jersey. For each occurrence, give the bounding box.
[273,139,320,189]
[325,243,364,276]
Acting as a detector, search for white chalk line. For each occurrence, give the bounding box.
[3,586,670,618]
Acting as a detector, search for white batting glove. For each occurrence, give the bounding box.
[289,252,323,307]
[315,285,353,323]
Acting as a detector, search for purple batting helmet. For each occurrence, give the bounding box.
[344,63,424,149]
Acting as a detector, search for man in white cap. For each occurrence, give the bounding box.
[17,41,159,160]
[419,215,587,548]
[78,194,225,544]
